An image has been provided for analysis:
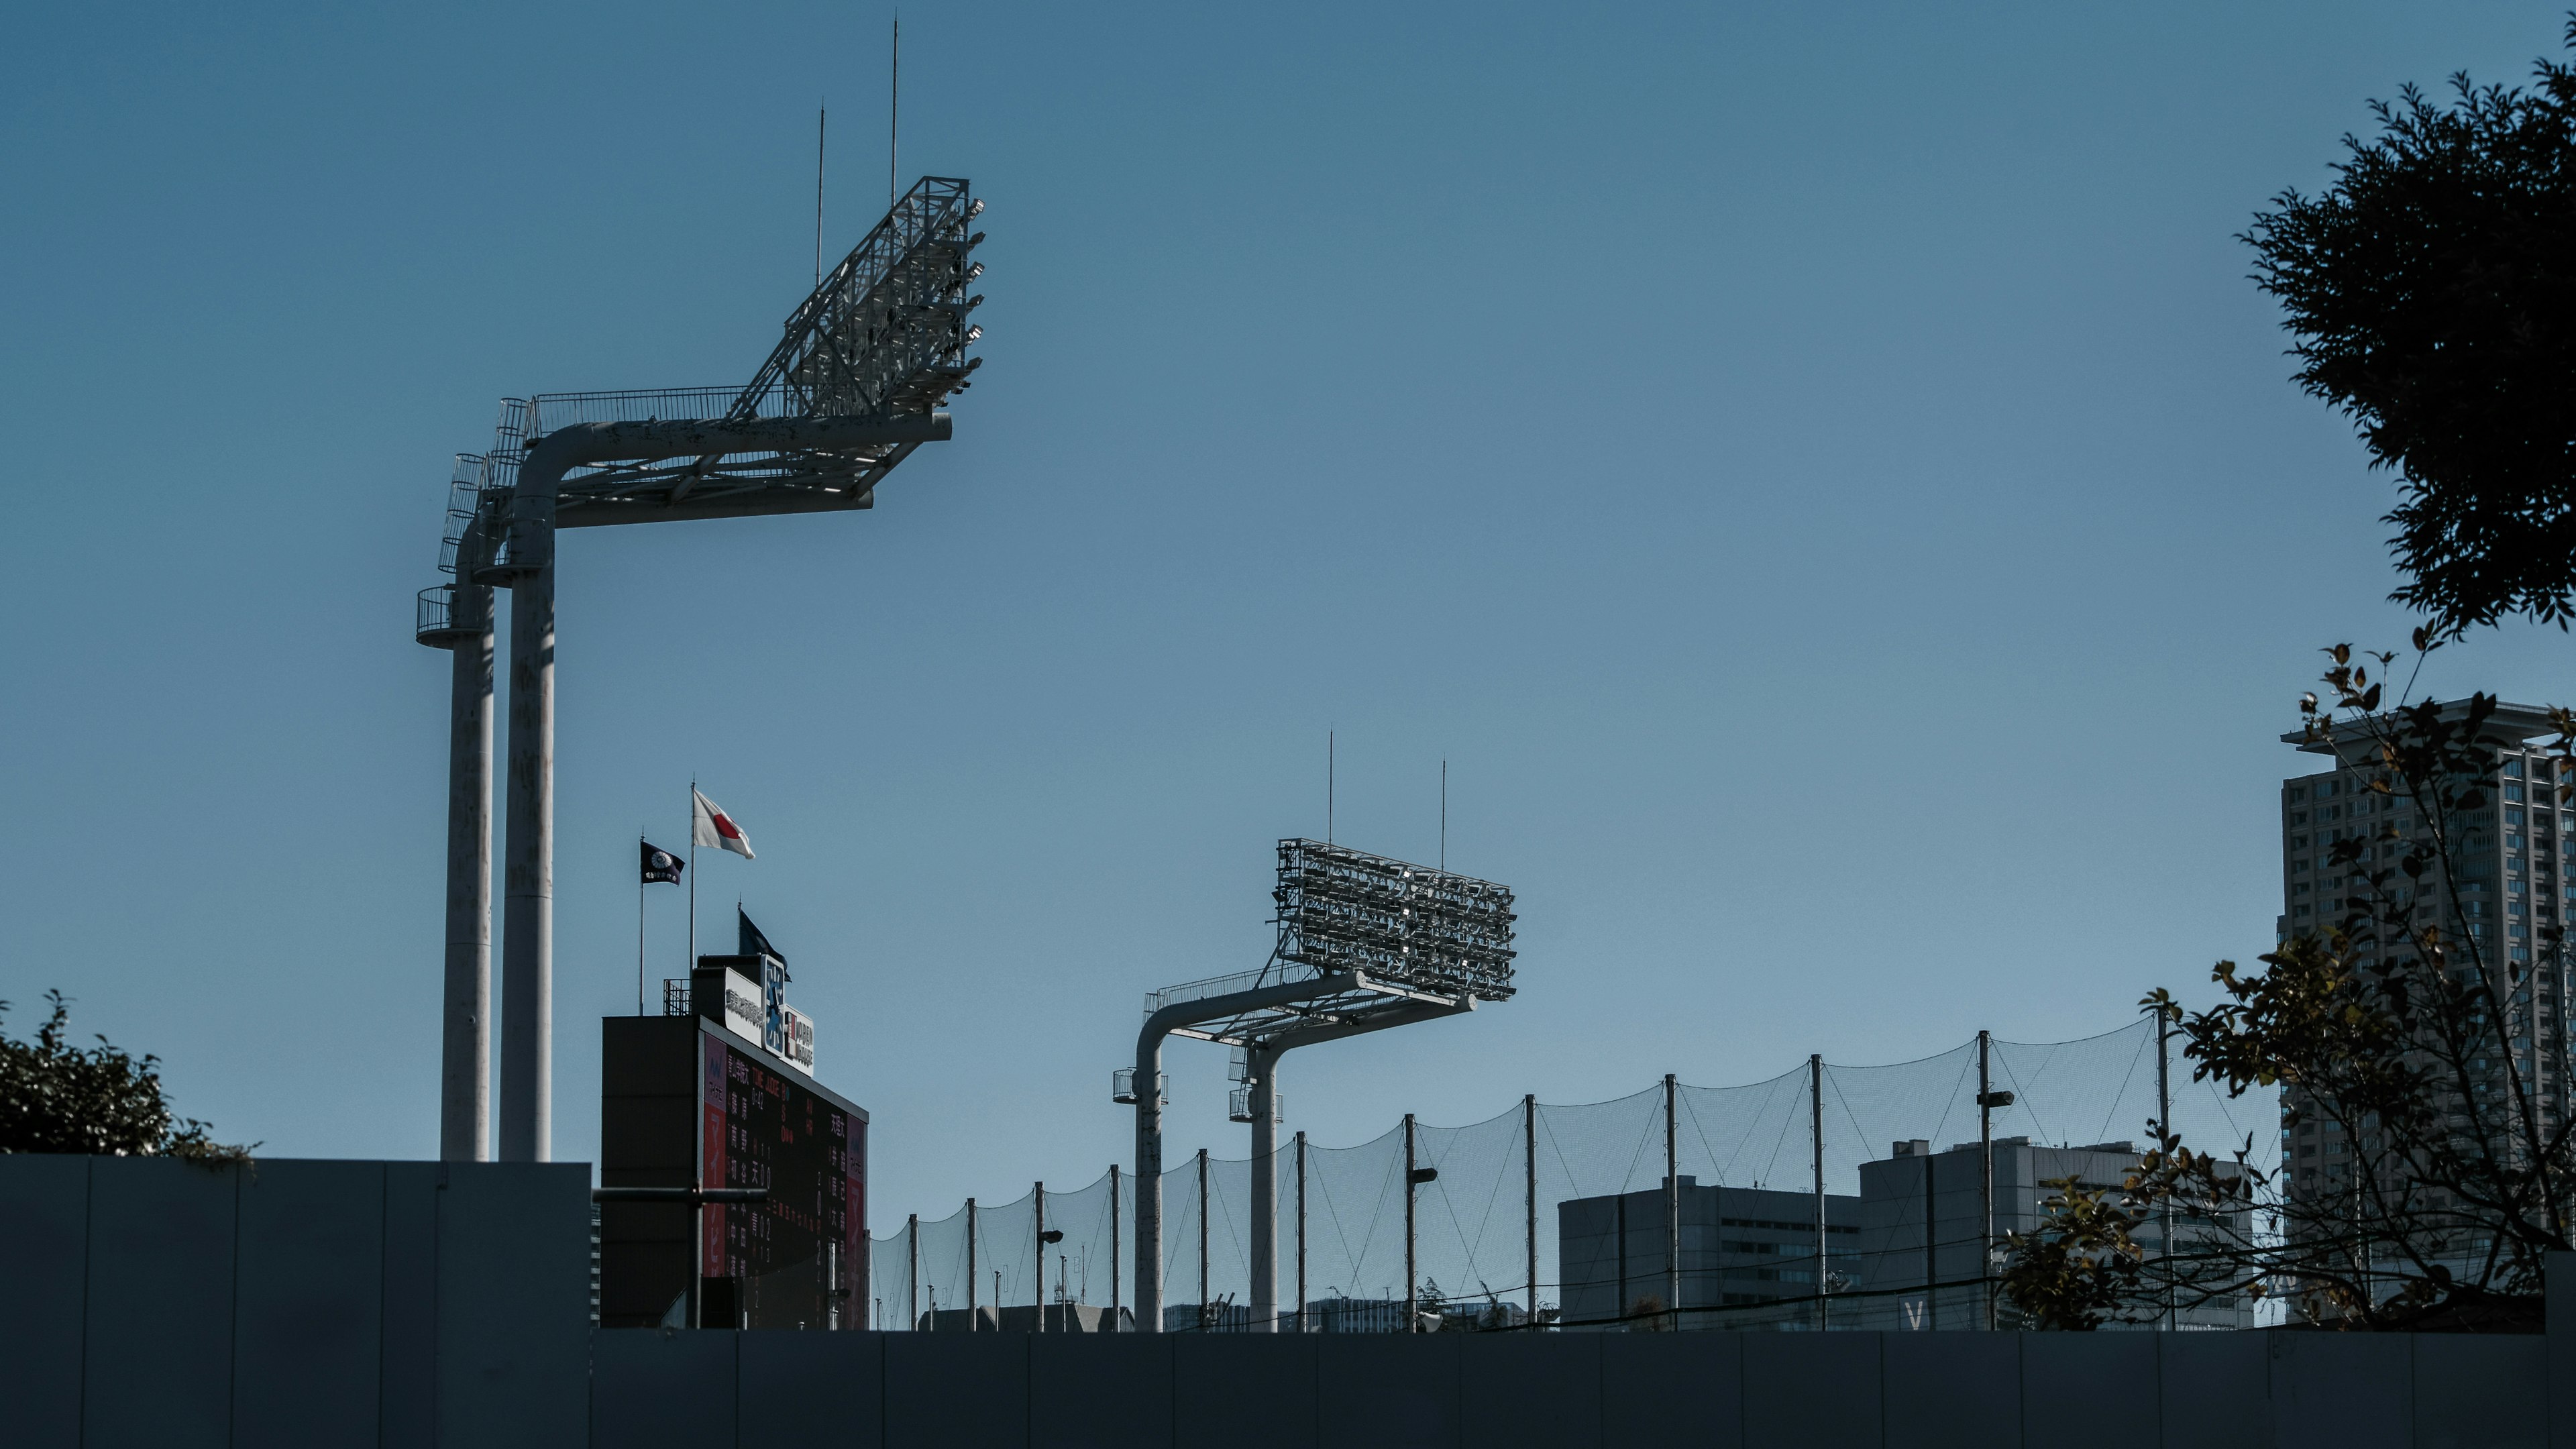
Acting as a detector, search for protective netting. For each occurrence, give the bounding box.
[865,1020,2281,1330]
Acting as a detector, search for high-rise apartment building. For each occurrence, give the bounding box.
[2276,700,2569,1212]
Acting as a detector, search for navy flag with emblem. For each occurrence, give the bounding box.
[640,840,684,885]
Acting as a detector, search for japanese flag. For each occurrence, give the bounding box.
[692,789,756,859]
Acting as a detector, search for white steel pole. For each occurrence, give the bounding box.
[499,555,555,1162]
[439,573,494,1163]
[1249,1044,1279,1331]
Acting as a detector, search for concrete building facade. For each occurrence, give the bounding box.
[1556,1179,1862,1330]
[1849,1138,2253,1330]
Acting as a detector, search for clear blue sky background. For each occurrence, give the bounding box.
[4,2,2571,1222]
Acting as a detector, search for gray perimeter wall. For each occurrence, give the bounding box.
[9,1155,2576,1449]
[0,1155,591,1449]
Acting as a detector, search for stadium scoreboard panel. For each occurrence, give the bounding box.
[599,998,867,1329]
[700,1026,865,1328]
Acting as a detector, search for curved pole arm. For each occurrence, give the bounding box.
[499,412,953,568]
[1130,971,1365,1334]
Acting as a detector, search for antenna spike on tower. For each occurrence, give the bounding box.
[816,102,827,289]
[890,13,900,212]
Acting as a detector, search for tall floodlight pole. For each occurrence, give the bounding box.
[1240,995,1472,1332]
[1033,1181,1046,1332]
[1248,1043,1279,1330]
[1131,840,1513,1330]
[497,548,556,1163]
[1664,1073,1680,1328]
[966,1197,978,1331]
[1109,1164,1121,1328]
[1809,1054,1825,1333]
[907,1214,919,1330]
[426,179,983,1163]
[429,504,496,1162]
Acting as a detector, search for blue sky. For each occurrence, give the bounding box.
[3,2,2571,1220]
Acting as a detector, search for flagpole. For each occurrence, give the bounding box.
[688,777,698,974]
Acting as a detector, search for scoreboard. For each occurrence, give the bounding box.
[698,1027,866,1329]
[599,979,868,1330]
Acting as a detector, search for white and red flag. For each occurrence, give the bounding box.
[692,789,756,860]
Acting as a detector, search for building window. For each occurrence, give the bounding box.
[2290,787,2308,802]
[2508,761,2526,779]
[2510,808,2526,825]
[2294,861,2309,875]
[2508,784,2527,802]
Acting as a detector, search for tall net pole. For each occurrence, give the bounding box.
[1033,1181,1045,1332]
[1979,1030,1995,1331]
[1109,1165,1121,1327]
[907,1214,918,1331]
[1197,1148,1210,1332]
[1809,1053,1825,1332]
[966,1197,978,1331]
[1404,1113,1418,1333]
[1295,1131,1308,1334]
[1663,1073,1680,1327]
[1523,1093,1538,1327]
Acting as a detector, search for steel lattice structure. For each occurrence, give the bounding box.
[1272,839,1517,1002]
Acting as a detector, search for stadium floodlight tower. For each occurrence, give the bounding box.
[1122,839,1515,1332]
[414,177,985,1162]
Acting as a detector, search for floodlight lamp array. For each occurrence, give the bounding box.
[741,175,985,425]
[1272,839,1516,1002]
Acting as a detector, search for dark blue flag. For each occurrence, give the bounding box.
[641,840,684,885]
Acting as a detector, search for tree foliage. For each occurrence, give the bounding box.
[0,991,252,1163]
[2244,23,2576,638]
[2000,1177,2150,1330]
